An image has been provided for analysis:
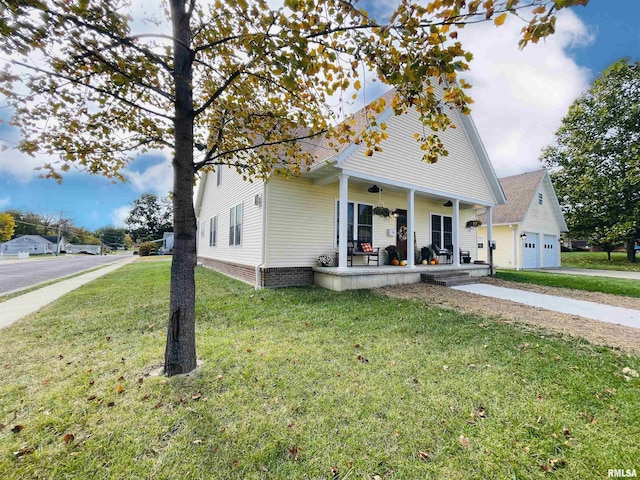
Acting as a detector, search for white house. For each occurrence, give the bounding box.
[477,169,568,269]
[195,87,507,290]
[67,244,102,255]
[0,235,57,255]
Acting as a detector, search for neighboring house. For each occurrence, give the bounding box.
[195,87,507,290]
[163,232,174,252]
[41,235,70,253]
[477,170,568,269]
[67,244,101,255]
[0,235,61,254]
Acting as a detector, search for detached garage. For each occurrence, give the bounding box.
[477,170,567,270]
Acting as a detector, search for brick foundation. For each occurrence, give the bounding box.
[260,266,314,288]
[198,257,314,288]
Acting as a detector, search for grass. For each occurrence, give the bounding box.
[0,259,638,479]
[495,270,640,298]
[562,251,640,272]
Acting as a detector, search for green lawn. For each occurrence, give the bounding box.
[562,251,640,272]
[1,260,638,479]
[495,270,640,298]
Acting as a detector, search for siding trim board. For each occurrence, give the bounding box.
[340,169,496,207]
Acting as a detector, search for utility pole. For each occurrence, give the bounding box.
[56,210,62,255]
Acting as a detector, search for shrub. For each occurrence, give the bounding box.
[138,241,158,257]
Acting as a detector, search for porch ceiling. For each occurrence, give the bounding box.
[305,164,481,210]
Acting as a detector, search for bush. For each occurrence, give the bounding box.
[138,241,158,257]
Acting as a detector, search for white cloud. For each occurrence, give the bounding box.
[124,151,173,195]
[0,196,9,208]
[457,10,593,177]
[110,205,131,228]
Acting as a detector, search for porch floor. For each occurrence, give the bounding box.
[313,263,491,291]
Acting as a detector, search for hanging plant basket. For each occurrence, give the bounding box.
[373,206,392,218]
[465,220,483,228]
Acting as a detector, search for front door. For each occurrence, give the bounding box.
[395,209,407,261]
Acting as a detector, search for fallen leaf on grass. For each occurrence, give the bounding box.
[191,392,202,401]
[13,446,34,457]
[459,435,470,449]
[87,395,97,401]
[107,401,115,407]
[356,355,369,363]
[330,466,339,476]
[63,433,75,444]
[0,423,4,430]
[622,367,638,378]
[41,378,51,386]
[288,446,299,461]
[115,384,124,394]
[418,450,431,461]
[11,425,24,434]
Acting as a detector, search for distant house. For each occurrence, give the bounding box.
[477,170,568,269]
[162,232,174,252]
[0,235,64,255]
[67,244,101,255]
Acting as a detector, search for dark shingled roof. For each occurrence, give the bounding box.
[481,169,546,224]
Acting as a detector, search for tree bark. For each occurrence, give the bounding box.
[164,0,197,376]
[626,239,637,263]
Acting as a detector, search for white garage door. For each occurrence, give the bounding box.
[543,234,559,267]
[522,232,539,269]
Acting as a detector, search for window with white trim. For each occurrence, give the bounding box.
[538,192,543,205]
[229,203,242,246]
[209,215,217,247]
[431,214,453,249]
[216,167,222,186]
[336,201,373,246]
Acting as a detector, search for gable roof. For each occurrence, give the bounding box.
[480,169,568,231]
[195,86,507,213]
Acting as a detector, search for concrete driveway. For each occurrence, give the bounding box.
[536,268,640,281]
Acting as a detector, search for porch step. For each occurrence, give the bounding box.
[421,271,477,287]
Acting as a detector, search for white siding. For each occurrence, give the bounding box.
[265,176,478,267]
[196,166,264,266]
[341,103,496,205]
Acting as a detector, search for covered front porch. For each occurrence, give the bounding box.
[313,262,490,291]
[305,162,497,274]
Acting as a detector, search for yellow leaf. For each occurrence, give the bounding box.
[532,5,546,14]
[115,384,124,394]
[494,13,507,26]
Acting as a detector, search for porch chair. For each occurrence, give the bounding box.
[460,249,471,264]
[347,241,380,266]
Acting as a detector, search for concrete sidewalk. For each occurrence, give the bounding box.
[536,268,640,281]
[452,283,640,329]
[1,256,138,330]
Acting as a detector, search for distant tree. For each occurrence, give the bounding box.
[96,227,128,249]
[125,194,173,241]
[543,59,640,263]
[5,209,58,236]
[123,234,134,250]
[1,0,588,375]
[0,213,16,241]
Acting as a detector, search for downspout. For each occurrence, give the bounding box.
[255,181,267,290]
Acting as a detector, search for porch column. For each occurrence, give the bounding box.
[407,189,415,268]
[338,174,349,270]
[487,206,494,275]
[453,199,460,266]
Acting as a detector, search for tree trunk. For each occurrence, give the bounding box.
[606,249,611,261]
[164,0,197,376]
[626,239,637,263]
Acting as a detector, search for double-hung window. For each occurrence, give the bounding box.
[229,203,242,246]
[336,201,373,245]
[209,216,217,247]
[216,167,222,186]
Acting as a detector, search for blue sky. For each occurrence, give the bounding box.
[0,1,638,232]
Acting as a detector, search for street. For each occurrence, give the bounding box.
[0,254,131,294]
